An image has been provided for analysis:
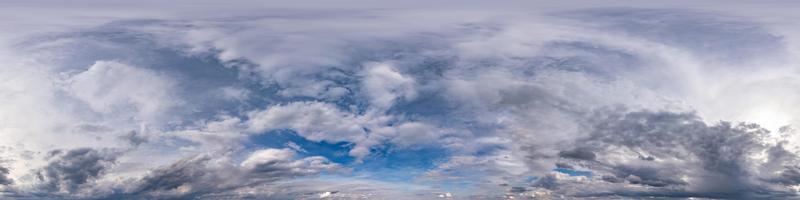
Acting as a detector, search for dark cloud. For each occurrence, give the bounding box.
[120,131,148,147]
[539,110,800,199]
[127,155,221,198]
[769,166,800,186]
[558,148,596,161]
[127,149,338,199]
[0,164,12,186]
[532,173,565,190]
[555,162,574,169]
[609,165,686,187]
[509,186,529,193]
[35,148,119,193]
[601,175,623,183]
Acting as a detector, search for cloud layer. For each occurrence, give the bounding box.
[2,1,800,199]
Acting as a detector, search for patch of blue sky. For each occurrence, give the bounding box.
[247,131,451,184]
[248,129,450,180]
[247,130,356,164]
[525,176,538,183]
[554,167,592,177]
[367,144,448,169]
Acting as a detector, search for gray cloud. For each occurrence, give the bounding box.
[537,110,800,199]
[128,155,216,197]
[558,8,786,64]
[558,148,596,161]
[126,148,338,199]
[119,131,148,147]
[770,166,800,186]
[0,164,11,186]
[35,148,119,194]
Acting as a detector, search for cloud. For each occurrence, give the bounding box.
[770,166,800,186]
[0,164,11,186]
[33,148,120,195]
[558,148,596,161]
[126,148,338,199]
[66,61,180,124]
[361,62,418,110]
[119,130,148,147]
[213,177,442,200]
[244,101,458,160]
[3,2,800,199]
[533,110,800,198]
[245,102,373,158]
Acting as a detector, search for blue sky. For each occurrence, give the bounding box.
[2,1,800,199]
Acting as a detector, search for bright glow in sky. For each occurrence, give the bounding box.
[2,1,800,199]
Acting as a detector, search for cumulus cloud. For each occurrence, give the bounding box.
[3,1,800,199]
[65,61,180,124]
[361,62,418,110]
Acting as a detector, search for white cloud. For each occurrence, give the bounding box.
[244,101,456,160]
[361,62,417,110]
[246,102,368,143]
[66,61,180,124]
[240,148,295,169]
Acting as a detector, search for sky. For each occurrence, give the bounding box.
[2,1,800,199]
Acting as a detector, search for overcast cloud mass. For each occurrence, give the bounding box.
[3,1,800,199]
